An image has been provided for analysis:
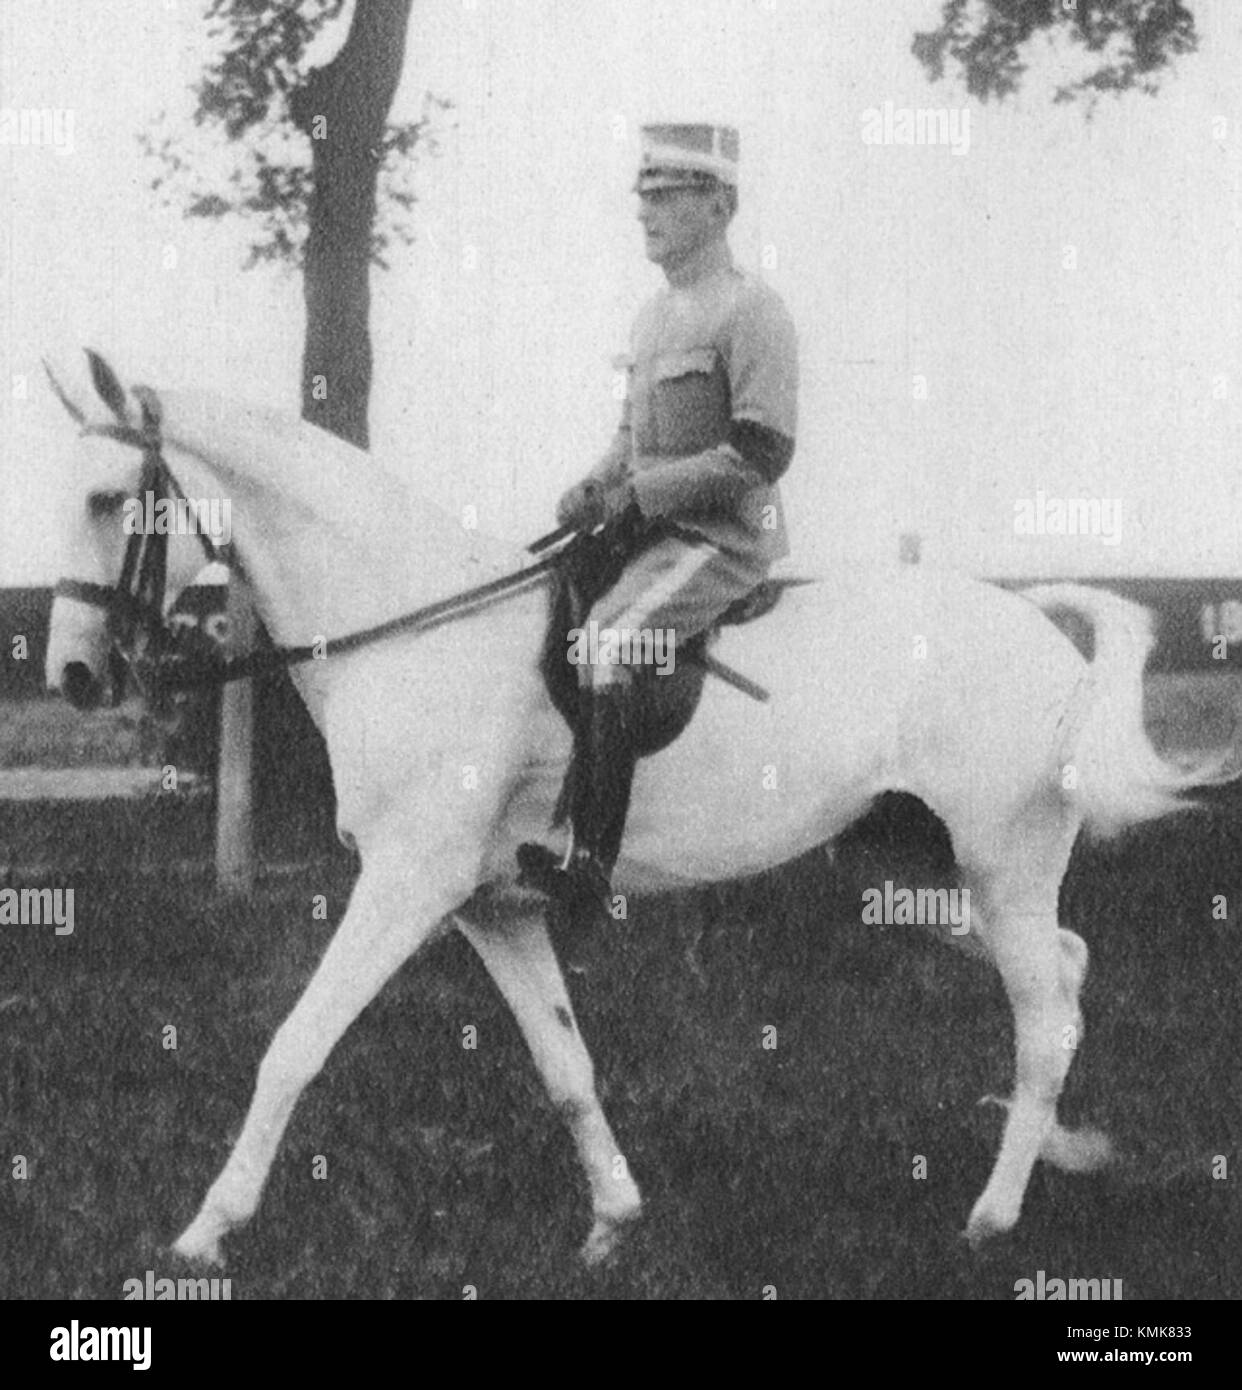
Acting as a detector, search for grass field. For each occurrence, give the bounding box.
[1,787,1239,1300]
[2,677,1241,1299]
[0,697,167,770]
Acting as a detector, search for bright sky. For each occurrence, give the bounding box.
[2,0,1241,582]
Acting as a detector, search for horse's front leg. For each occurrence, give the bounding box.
[453,899,642,1264]
[173,847,465,1266]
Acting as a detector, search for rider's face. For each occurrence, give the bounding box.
[637,186,726,270]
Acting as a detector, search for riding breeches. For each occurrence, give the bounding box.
[577,535,766,689]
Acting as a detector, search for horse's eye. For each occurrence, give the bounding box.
[87,490,128,519]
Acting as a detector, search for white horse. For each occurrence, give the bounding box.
[41,356,1225,1268]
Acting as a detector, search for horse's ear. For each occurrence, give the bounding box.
[85,348,130,424]
[42,359,88,428]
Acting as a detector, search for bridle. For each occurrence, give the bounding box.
[50,373,574,704]
[52,387,226,706]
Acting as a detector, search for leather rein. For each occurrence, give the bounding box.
[54,396,573,702]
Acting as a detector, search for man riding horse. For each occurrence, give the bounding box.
[522,122,800,927]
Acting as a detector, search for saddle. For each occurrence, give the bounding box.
[539,523,802,758]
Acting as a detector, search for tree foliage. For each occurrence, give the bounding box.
[141,0,448,271]
[913,0,1198,105]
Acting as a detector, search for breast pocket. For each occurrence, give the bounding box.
[651,347,729,456]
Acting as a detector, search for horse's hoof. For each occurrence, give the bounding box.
[580,1210,639,1267]
[171,1228,225,1269]
[963,1202,1016,1250]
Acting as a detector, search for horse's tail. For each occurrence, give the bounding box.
[1022,583,1235,838]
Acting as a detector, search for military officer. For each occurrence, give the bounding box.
[529,121,800,927]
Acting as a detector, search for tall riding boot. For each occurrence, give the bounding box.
[561,683,637,925]
[516,684,637,927]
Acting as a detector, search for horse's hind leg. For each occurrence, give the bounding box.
[1034,928,1111,1175]
[452,899,642,1264]
[958,797,1110,1244]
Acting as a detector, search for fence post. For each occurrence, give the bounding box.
[215,576,256,894]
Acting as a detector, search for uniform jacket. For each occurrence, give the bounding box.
[588,249,799,568]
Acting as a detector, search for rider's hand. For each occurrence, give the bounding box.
[601,479,640,530]
[556,479,605,530]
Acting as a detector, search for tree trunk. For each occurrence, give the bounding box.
[260,2,415,866]
[290,0,414,448]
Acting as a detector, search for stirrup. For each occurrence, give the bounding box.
[516,842,615,927]
[516,842,564,896]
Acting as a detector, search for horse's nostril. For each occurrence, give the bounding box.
[62,662,101,711]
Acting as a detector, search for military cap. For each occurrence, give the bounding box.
[634,123,739,193]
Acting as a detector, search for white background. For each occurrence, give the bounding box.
[2,0,1241,582]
